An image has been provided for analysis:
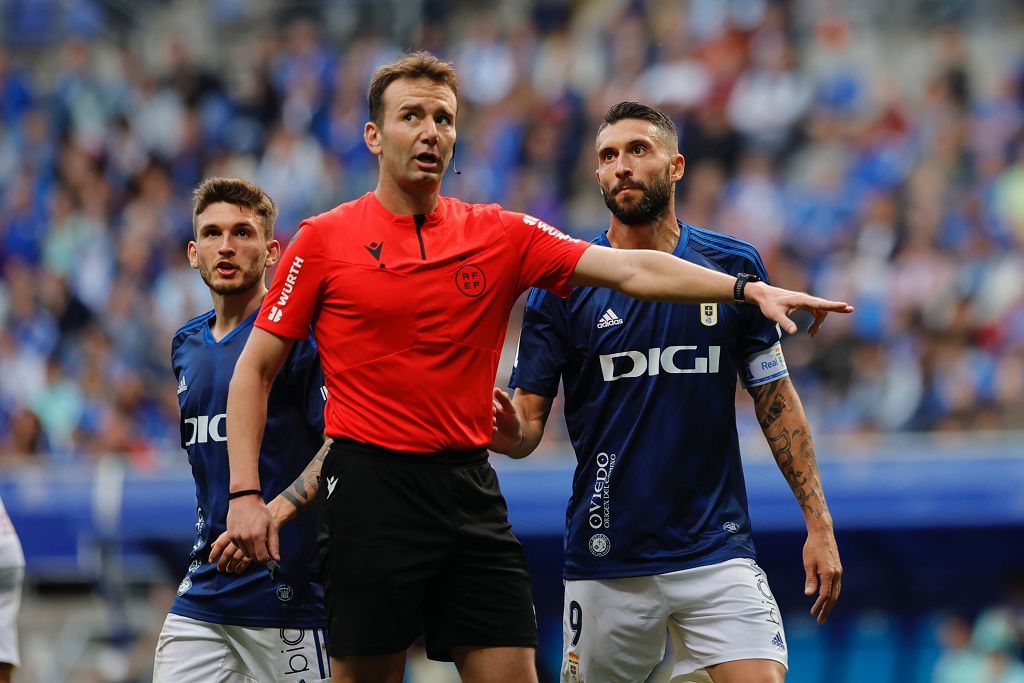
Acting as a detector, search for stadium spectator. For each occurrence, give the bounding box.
[0,2,1023,460]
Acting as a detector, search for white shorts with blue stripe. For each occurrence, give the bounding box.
[561,558,788,683]
[154,613,330,682]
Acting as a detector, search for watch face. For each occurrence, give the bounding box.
[735,273,757,303]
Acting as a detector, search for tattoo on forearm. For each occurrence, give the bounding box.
[751,379,830,521]
[749,378,787,431]
[767,427,824,519]
[281,439,331,511]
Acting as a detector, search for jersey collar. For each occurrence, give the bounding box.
[597,220,691,256]
[674,220,691,258]
[202,309,259,345]
[365,191,448,226]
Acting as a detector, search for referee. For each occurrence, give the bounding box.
[225,51,853,683]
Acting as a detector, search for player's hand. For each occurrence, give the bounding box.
[745,282,853,337]
[226,495,280,564]
[489,388,523,455]
[209,531,253,574]
[803,527,842,624]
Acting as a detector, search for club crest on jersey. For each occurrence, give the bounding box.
[701,303,718,327]
[276,585,294,602]
[455,264,487,298]
[176,577,192,596]
[588,533,611,557]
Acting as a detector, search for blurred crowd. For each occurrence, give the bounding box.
[2,0,1024,465]
[933,573,1024,683]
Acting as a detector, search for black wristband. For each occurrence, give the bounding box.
[228,489,263,501]
[733,272,760,304]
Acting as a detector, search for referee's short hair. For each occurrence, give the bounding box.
[598,101,679,154]
[192,177,277,241]
[368,51,458,125]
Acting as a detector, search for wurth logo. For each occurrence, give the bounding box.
[522,215,575,242]
[268,256,304,322]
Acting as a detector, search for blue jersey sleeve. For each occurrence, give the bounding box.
[735,257,788,387]
[732,251,778,356]
[508,288,569,397]
[288,335,327,436]
[737,303,781,359]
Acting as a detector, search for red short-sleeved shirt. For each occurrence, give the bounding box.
[256,192,590,452]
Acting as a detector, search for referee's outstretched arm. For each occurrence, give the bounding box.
[568,245,852,336]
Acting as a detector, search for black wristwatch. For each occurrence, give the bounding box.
[733,273,760,304]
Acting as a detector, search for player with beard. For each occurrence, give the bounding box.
[154,178,332,682]
[495,102,842,683]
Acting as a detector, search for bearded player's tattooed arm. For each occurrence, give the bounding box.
[748,377,842,623]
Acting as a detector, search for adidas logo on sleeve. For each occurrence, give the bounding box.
[596,309,624,329]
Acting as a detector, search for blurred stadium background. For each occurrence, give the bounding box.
[2,0,1024,680]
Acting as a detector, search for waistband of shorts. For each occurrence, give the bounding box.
[329,437,488,467]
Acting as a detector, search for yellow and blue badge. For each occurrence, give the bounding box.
[701,303,717,327]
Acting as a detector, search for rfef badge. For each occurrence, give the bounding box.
[701,303,717,327]
[566,651,580,682]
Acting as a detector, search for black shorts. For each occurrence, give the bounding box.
[317,438,537,661]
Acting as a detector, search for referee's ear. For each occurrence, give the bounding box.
[364,120,383,158]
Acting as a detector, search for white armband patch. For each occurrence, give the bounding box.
[741,342,789,388]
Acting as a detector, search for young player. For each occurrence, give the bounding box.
[224,53,851,683]
[153,178,330,683]
[495,102,842,683]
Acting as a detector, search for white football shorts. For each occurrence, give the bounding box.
[560,558,788,683]
[153,613,331,683]
[0,502,24,668]
[0,566,23,669]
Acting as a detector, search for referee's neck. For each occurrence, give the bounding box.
[374,181,441,217]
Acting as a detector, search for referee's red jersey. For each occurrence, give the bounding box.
[255,192,590,452]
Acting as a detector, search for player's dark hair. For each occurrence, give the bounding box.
[598,101,679,153]
[367,51,458,125]
[192,177,277,241]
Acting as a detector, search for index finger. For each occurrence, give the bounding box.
[268,524,280,563]
[801,297,853,313]
[209,533,230,563]
[492,387,514,410]
[812,572,839,623]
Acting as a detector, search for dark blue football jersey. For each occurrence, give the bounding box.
[169,309,326,627]
[510,223,788,580]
